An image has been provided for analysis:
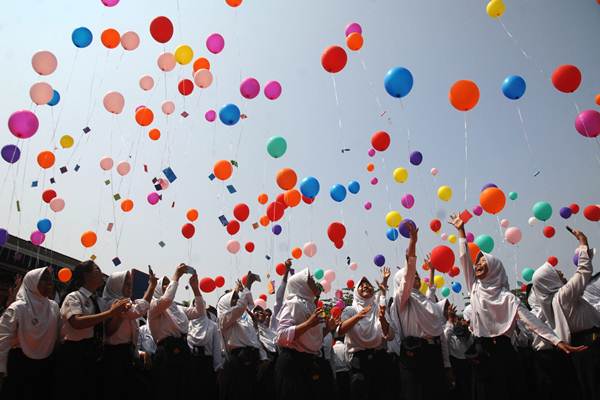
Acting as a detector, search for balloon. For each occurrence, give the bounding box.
[533,201,552,221]
[324,270,336,282]
[400,194,414,209]
[551,65,581,93]
[528,217,537,226]
[30,82,53,105]
[191,69,213,89]
[320,280,332,293]
[449,80,480,111]
[500,219,509,228]
[31,51,57,75]
[522,268,534,282]
[206,33,225,54]
[266,202,285,222]
[596,94,600,106]
[480,187,506,214]
[481,183,497,192]
[573,253,579,267]
[364,202,372,210]
[475,235,494,253]
[547,256,558,267]
[240,78,260,99]
[272,224,282,235]
[148,128,161,141]
[58,268,72,283]
[508,191,518,200]
[42,189,57,204]
[434,275,445,288]
[49,197,65,212]
[430,219,441,232]
[298,176,320,199]
[37,151,55,169]
[393,167,408,183]
[430,167,439,176]
[37,219,52,234]
[80,231,97,248]
[174,45,193,65]
[502,75,526,100]
[448,234,457,244]
[437,185,452,202]
[486,0,506,18]
[178,79,194,96]
[386,228,399,241]
[226,0,243,7]
[157,52,176,72]
[303,242,317,257]
[374,254,385,267]
[291,247,302,259]
[327,222,346,242]
[193,57,211,72]
[120,31,140,50]
[570,203,580,214]
[367,163,375,172]
[431,246,455,273]
[99,156,113,171]
[409,151,423,166]
[1,145,20,163]
[120,199,134,212]
[147,192,160,205]
[102,91,125,114]
[72,27,93,48]
[330,184,347,202]
[219,104,240,126]
[349,262,358,271]
[257,193,269,205]
[181,223,195,239]
[346,32,363,51]
[385,211,402,228]
[161,101,175,115]
[245,242,255,253]
[583,205,600,222]
[441,287,451,297]
[226,240,240,254]
[505,227,522,245]
[371,131,390,151]
[275,263,286,276]
[101,28,120,49]
[384,67,414,98]
[284,190,301,207]
[267,136,287,158]
[398,219,415,239]
[264,81,282,100]
[368,148,376,157]
[314,269,324,280]
[276,168,297,190]
[233,203,250,222]
[8,110,39,139]
[466,232,475,243]
[346,279,355,290]
[139,75,154,91]
[150,16,174,43]
[575,110,600,138]
[452,282,462,293]
[197,277,215,293]
[135,108,154,126]
[559,207,572,219]
[468,242,480,263]
[47,90,60,107]
[440,233,448,241]
[213,160,233,180]
[204,109,216,123]
[115,161,130,176]
[472,205,483,216]
[321,45,347,73]
[345,22,362,36]
[184,209,198,223]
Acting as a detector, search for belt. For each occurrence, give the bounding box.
[157,335,186,346]
[571,327,600,344]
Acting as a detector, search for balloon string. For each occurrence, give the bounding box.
[48,49,79,147]
[574,102,600,164]
[515,106,542,175]
[359,58,384,114]
[497,17,546,77]
[464,113,468,203]
[330,75,345,151]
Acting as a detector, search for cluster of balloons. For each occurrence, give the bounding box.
[240,78,282,100]
[327,221,346,249]
[345,22,364,51]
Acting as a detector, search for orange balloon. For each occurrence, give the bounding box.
[187,208,199,222]
[284,189,301,207]
[259,215,270,227]
[346,32,363,51]
[37,150,55,169]
[121,199,134,212]
[258,193,268,205]
[226,0,242,6]
[479,187,506,215]
[291,247,302,259]
[449,80,480,111]
[135,107,154,126]
[193,57,211,72]
[467,242,480,264]
[58,267,72,283]
[276,168,297,190]
[101,28,120,49]
[213,160,233,180]
[80,231,97,248]
[366,163,374,172]
[595,94,600,106]
[148,128,161,140]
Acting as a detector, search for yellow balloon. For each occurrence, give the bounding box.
[437,185,452,202]
[434,275,445,288]
[175,45,194,65]
[385,211,402,228]
[486,0,505,18]
[419,281,428,294]
[60,135,74,149]
[393,167,408,183]
[448,234,457,244]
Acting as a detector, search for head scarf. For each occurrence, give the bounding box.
[532,262,571,342]
[152,276,189,334]
[100,271,128,311]
[347,277,382,348]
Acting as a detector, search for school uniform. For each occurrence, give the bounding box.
[332,340,351,400]
[188,308,223,399]
[0,268,59,400]
[443,320,473,400]
[582,273,600,313]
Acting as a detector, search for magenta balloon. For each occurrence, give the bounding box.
[120,31,140,51]
[206,33,225,54]
[147,192,160,205]
[401,194,415,209]
[575,109,600,138]
[102,0,119,6]
[368,148,375,157]
[205,109,216,122]
[472,205,483,216]
[466,232,475,243]
[345,22,363,37]
[30,82,53,105]
[8,110,39,139]
[31,51,58,76]
[30,230,45,245]
[364,201,372,210]
[240,77,260,99]
[264,80,282,100]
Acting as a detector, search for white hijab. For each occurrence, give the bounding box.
[394,267,444,337]
[469,252,519,337]
[152,276,189,334]
[14,267,59,359]
[348,277,382,348]
[100,271,128,311]
[532,263,571,342]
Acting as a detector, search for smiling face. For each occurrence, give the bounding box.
[122,272,132,298]
[357,279,374,299]
[474,252,489,279]
[37,268,54,298]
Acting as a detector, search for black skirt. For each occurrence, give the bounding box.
[398,337,447,400]
[0,348,55,400]
[274,347,334,400]
[570,328,600,400]
[153,336,192,400]
[348,349,393,400]
[55,338,101,400]
[190,346,218,399]
[449,356,471,400]
[533,347,580,400]
[101,343,136,400]
[219,346,261,400]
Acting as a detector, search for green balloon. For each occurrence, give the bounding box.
[441,287,451,297]
[314,268,324,280]
[522,267,535,282]
[475,234,494,253]
[267,136,287,158]
[533,201,552,222]
[508,191,518,200]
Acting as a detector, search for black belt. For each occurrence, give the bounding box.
[157,335,186,346]
[281,347,320,360]
[571,327,600,345]
[403,336,441,351]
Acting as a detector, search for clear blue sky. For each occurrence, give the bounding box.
[1,0,599,306]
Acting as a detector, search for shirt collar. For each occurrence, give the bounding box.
[79,287,94,298]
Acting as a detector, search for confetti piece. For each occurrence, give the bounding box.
[113,193,121,201]
[231,160,238,167]
[180,111,189,118]
[107,223,114,232]
[31,181,38,187]
[90,254,97,261]
[158,241,166,248]
[144,164,148,173]
[104,180,111,185]
[83,126,91,134]
[59,166,67,174]
[218,215,228,226]
[226,185,237,194]
[163,167,177,183]
[252,222,259,229]
[16,200,20,212]
[74,164,80,172]
[208,173,215,181]
[171,202,175,208]
[265,255,271,260]
[112,257,121,266]
[154,183,162,191]
[50,177,55,184]
[267,280,275,295]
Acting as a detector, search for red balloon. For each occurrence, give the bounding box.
[266,201,285,222]
[551,65,582,93]
[241,274,248,287]
[449,266,460,277]
[327,222,346,242]
[181,223,195,239]
[583,205,600,222]
[214,275,225,288]
[42,189,57,203]
[302,195,315,204]
[570,203,580,214]
[199,277,216,293]
[429,219,442,232]
[371,131,390,152]
[521,283,528,293]
[330,306,342,319]
[317,300,324,308]
[259,294,267,301]
[334,240,344,249]
[178,79,194,96]
[547,256,558,267]
[275,263,286,276]
[543,226,556,238]
[150,16,174,44]
[346,279,355,289]
[430,245,455,273]
[233,203,250,222]
[245,241,255,253]
[226,220,240,235]
[275,193,289,210]
[321,45,347,74]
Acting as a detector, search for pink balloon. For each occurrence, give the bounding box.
[102,0,119,6]
[206,33,225,54]
[368,148,375,157]
[8,110,39,139]
[440,232,448,241]
[120,31,140,51]
[31,51,57,76]
[349,262,358,271]
[320,279,331,293]
[139,75,154,91]
[193,69,213,88]
[370,177,378,185]
[500,218,510,228]
[100,156,113,171]
[161,101,175,115]
[30,82,53,105]
[472,205,483,216]
[430,167,438,176]
[103,91,125,114]
[303,242,317,257]
[264,81,282,100]
[49,197,65,212]
[466,232,475,242]
[254,298,267,309]
[226,239,240,254]
[157,52,176,72]
[505,226,522,245]
[116,161,131,176]
[147,192,160,205]
[324,269,336,282]
[364,201,372,210]
[30,230,45,245]
[240,77,260,99]
[205,109,216,122]
[345,22,363,37]
[575,109,600,138]
[401,194,415,209]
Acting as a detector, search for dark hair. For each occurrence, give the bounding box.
[64,260,97,297]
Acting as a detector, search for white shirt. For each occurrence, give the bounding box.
[217,289,264,354]
[60,287,98,342]
[443,321,473,360]
[583,273,600,313]
[332,341,350,372]
[105,299,149,346]
[137,324,156,354]
[341,294,394,354]
[257,324,278,354]
[188,316,224,371]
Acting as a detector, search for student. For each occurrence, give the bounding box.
[0,267,59,399]
[582,272,600,313]
[275,268,337,400]
[251,303,278,399]
[449,213,585,400]
[532,228,600,400]
[148,264,205,400]
[101,269,157,400]
[332,337,350,400]
[443,304,473,400]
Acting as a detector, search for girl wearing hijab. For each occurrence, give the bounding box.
[0,267,58,398]
[148,263,205,400]
[275,268,337,400]
[337,267,394,400]
[532,228,600,400]
[59,260,130,400]
[449,214,585,400]
[443,304,473,400]
[101,269,157,400]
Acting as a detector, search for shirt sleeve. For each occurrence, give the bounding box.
[275,303,297,347]
[61,293,83,321]
[124,299,149,320]
[270,278,287,330]
[458,238,475,293]
[0,306,17,374]
[396,256,417,311]
[558,246,594,307]
[185,295,206,320]
[211,325,224,371]
[517,304,560,346]
[149,281,178,317]
[219,289,252,332]
[440,329,451,368]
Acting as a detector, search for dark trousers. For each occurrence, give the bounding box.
[0,348,55,400]
[571,329,600,400]
[348,349,393,400]
[56,339,101,400]
[533,348,580,400]
[336,370,351,400]
[190,346,218,399]
[449,356,471,400]
[399,339,447,400]
[102,343,136,400]
[274,348,334,400]
[153,336,192,400]
[220,346,260,400]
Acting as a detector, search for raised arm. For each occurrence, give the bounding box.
[271,259,291,330]
[149,264,187,317]
[558,229,594,306]
[449,213,475,292]
[218,273,258,331]
[184,274,206,320]
[397,224,418,311]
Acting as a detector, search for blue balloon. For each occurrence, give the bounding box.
[348,180,360,194]
[452,282,462,293]
[48,90,60,106]
[384,67,414,98]
[300,177,320,199]
[501,75,526,100]
[330,184,347,202]
[219,104,240,126]
[272,224,282,235]
[37,218,52,234]
[386,228,399,241]
[72,27,93,48]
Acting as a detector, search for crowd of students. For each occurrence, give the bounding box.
[0,215,599,400]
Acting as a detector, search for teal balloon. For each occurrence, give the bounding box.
[475,234,494,253]
[508,191,518,201]
[533,201,552,221]
[441,287,451,297]
[522,267,535,282]
[267,136,287,158]
[314,268,324,280]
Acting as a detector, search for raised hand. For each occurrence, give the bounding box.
[568,227,588,247]
[110,298,131,316]
[174,263,188,281]
[357,304,373,319]
[448,213,465,231]
[306,307,324,328]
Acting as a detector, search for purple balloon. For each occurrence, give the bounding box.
[1,144,21,163]
[205,109,216,122]
[368,148,375,157]
[472,205,483,216]
[30,230,45,246]
[345,22,362,37]
[559,207,572,219]
[240,77,260,99]
[575,109,600,138]
[573,252,579,266]
[401,194,415,209]
[272,224,282,235]
[481,183,498,192]
[374,254,385,267]
[398,219,415,238]
[8,110,39,139]
[264,81,282,100]
[466,232,475,243]
[0,228,8,246]
[409,151,423,166]
[206,33,225,54]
